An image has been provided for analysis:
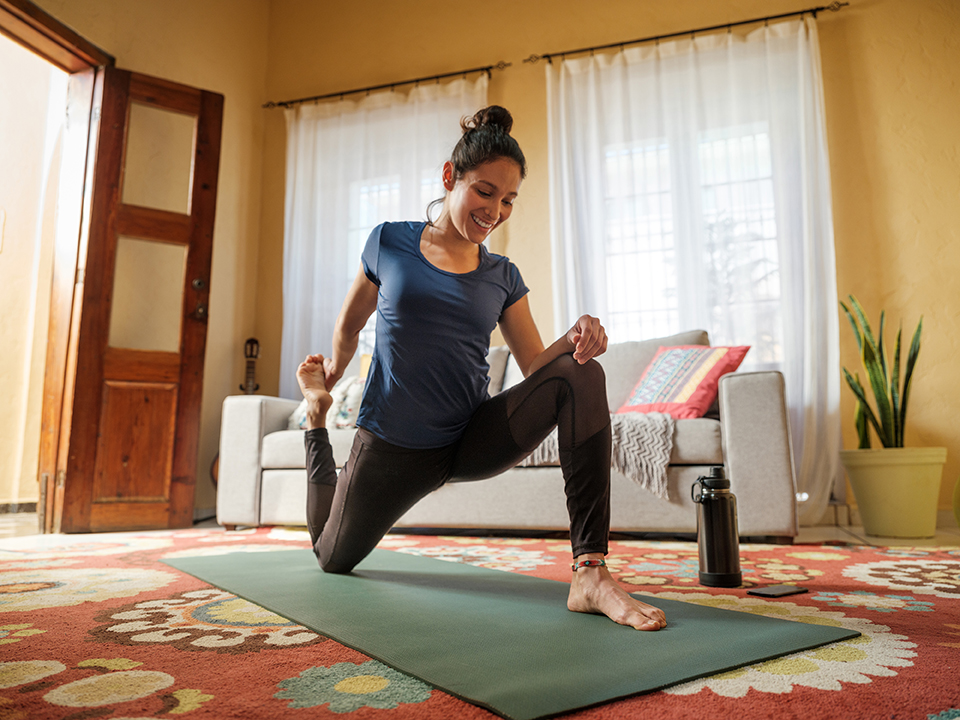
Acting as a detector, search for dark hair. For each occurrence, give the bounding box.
[452,105,527,181]
[427,105,526,222]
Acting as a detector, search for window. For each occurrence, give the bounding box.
[601,124,781,367]
[548,19,841,524]
[603,140,675,341]
[697,124,781,366]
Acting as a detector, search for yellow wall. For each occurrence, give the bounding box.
[259,0,960,514]
[8,0,957,519]
[820,0,960,512]
[32,0,271,516]
[0,35,63,506]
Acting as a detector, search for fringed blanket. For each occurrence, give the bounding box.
[518,412,676,500]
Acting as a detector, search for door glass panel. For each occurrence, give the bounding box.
[121,102,196,214]
[108,236,187,352]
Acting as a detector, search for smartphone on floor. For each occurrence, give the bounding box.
[747,584,808,597]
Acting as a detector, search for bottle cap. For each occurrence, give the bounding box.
[702,466,730,489]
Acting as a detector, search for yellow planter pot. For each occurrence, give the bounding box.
[840,447,947,538]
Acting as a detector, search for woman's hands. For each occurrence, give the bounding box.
[500,299,609,377]
[300,353,342,392]
[566,315,608,364]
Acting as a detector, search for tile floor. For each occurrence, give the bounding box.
[1,511,958,546]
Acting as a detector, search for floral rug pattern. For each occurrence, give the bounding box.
[0,527,957,719]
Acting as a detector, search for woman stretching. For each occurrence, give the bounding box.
[296,106,666,631]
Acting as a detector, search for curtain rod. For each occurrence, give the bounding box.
[522,1,849,65]
[263,61,511,109]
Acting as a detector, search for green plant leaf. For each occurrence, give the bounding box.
[842,367,884,443]
[854,398,871,449]
[849,296,887,388]
[899,316,923,446]
[839,301,862,353]
[891,326,902,447]
[878,310,888,385]
[861,340,895,446]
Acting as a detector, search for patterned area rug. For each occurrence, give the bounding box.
[0,527,958,720]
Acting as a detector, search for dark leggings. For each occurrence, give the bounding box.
[304,354,612,573]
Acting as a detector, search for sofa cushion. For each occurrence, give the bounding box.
[262,420,718,469]
[597,330,710,410]
[617,345,749,419]
[519,417,722,467]
[261,428,358,470]
[261,431,304,469]
[502,353,525,392]
[670,419,723,464]
[487,345,511,395]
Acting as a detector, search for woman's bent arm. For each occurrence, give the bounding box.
[327,265,379,389]
[499,297,607,377]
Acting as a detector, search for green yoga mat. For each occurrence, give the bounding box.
[164,549,859,720]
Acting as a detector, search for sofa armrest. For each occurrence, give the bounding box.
[718,371,798,537]
[216,395,300,527]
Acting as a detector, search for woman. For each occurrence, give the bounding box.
[296,106,666,631]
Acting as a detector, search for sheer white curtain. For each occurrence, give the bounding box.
[280,76,488,399]
[546,17,839,525]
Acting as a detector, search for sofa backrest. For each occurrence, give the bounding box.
[492,329,710,411]
[596,329,709,409]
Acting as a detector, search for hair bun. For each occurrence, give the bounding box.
[461,105,513,135]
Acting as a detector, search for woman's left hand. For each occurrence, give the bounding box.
[567,315,608,364]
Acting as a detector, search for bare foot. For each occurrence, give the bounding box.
[296,354,334,429]
[568,556,667,631]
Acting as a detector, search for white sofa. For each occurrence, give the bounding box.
[216,330,799,542]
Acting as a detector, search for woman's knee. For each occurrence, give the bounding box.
[316,544,361,574]
[319,556,355,574]
[546,354,606,393]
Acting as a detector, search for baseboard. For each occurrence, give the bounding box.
[0,502,38,514]
[193,507,217,523]
[939,509,958,531]
[806,502,850,527]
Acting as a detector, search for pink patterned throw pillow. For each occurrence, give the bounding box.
[616,345,750,419]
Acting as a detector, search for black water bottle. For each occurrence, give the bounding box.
[691,466,742,588]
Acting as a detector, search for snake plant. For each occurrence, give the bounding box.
[840,295,922,449]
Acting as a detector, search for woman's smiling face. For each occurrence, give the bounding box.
[443,156,522,245]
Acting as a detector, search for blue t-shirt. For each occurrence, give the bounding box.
[357,221,529,448]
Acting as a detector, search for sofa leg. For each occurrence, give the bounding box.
[223,524,237,532]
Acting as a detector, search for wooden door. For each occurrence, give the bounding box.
[46,67,223,532]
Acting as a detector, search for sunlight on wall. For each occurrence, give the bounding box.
[0,34,67,505]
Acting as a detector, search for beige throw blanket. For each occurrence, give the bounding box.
[518,412,676,500]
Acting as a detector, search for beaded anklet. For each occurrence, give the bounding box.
[571,559,606,571]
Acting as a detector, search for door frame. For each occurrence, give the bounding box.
[0,0,113,72]
[1,0,113,531]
